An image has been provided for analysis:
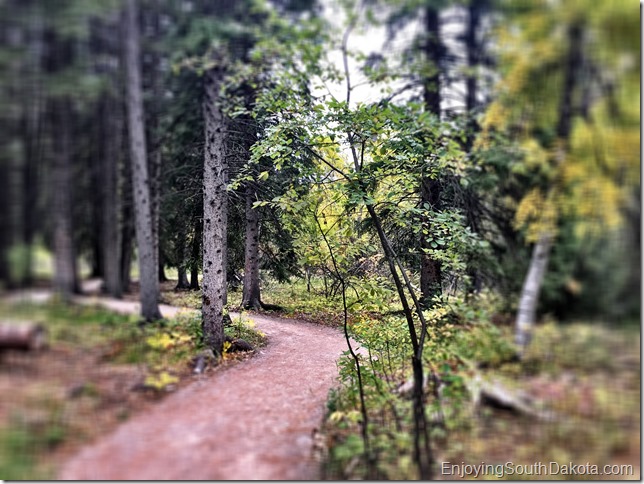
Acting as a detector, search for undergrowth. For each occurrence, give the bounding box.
[321,303,640,480]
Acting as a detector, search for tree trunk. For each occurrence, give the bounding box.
[90,124,104,279]
[120,116,134,293]
[124,0,161,321]
[464,0,485,294]
[420,5,443,306]
[242,184,262,309]
[20,101,41,287]
[120,170,134,293]
[175,224,190,289]
[158,250,168,282]
[465,0,483,138]
[514,21,582,355]
[19,7,45,287]
[0,154,11,286]
[201,60,228,354]
[150,134,162,285]
[177,267,189,289]
[420,177,442,304]
[190,218,201,290]
[365,203,434,480]
[120,223,133,292]
[50,97,79,301]
[515,233,553,353]
[144,5,163,286]
[100,93,123,298]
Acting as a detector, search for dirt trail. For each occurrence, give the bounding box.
[18,293,351,480]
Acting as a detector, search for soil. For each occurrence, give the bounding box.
[53,297,349,480]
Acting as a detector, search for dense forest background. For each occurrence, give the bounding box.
[0,0,639,479]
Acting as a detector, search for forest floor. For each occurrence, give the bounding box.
[1,281,350,480]
[1,280,640,480]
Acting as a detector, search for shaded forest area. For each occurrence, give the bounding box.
[0,0,640,480]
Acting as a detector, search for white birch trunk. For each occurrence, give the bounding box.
[514,22,582,356]
[515,233,553,355]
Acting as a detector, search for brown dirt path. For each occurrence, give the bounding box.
[43,296,350,480]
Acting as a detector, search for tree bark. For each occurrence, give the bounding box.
[18,7,45,287]
[420,5,443,306]
[201,60,228,354]
[242,183,262,309]
[514,21,583,355]
[124,0,161,321]
[90,114,104,280]
[464,0,485,295]
[50,97,79,301]
[120,163,134,293]
[175,223,190,289]
[465,1,483,131]
[100,92,123,298]
[158,250,168,282]
[190,216,201,290]
[515,233,553,353]
[150,114,162,287]
[120,109,134,293]
[0,149,12,286]
[143,5,163,286]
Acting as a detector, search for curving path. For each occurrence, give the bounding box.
[36,294,351,480]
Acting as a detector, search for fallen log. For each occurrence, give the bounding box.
[396,367,556,421]
[467,374,556,421]
[0,323,47,351]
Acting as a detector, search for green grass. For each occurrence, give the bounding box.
[0,421,51,479]
[0,396,68,480]
[226,312,269,348]
[160,276,349,327]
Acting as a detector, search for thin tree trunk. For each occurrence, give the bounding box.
[120,93,134,293]
[465,0,483,145]
[20,102,41,287]
[464,0,485,294]
[144,5,163,286]
[120,160,134,293]
[190,220,201,290]
[124,0,161,321]
[177,267,189,289]
[0,154,12,285]
[515,233,553,352]
[150,131,162,285]
[158,248,168,282]
[201,60,228,354]
[100,92,123,298]
[51,97,78,301]
[20,6,45,287]
[242,183,262,309]
[420,5,442,306]
[514,21,583,355]
[175,224,190,290]
[366,203,434,480]
[90,126,104,279]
